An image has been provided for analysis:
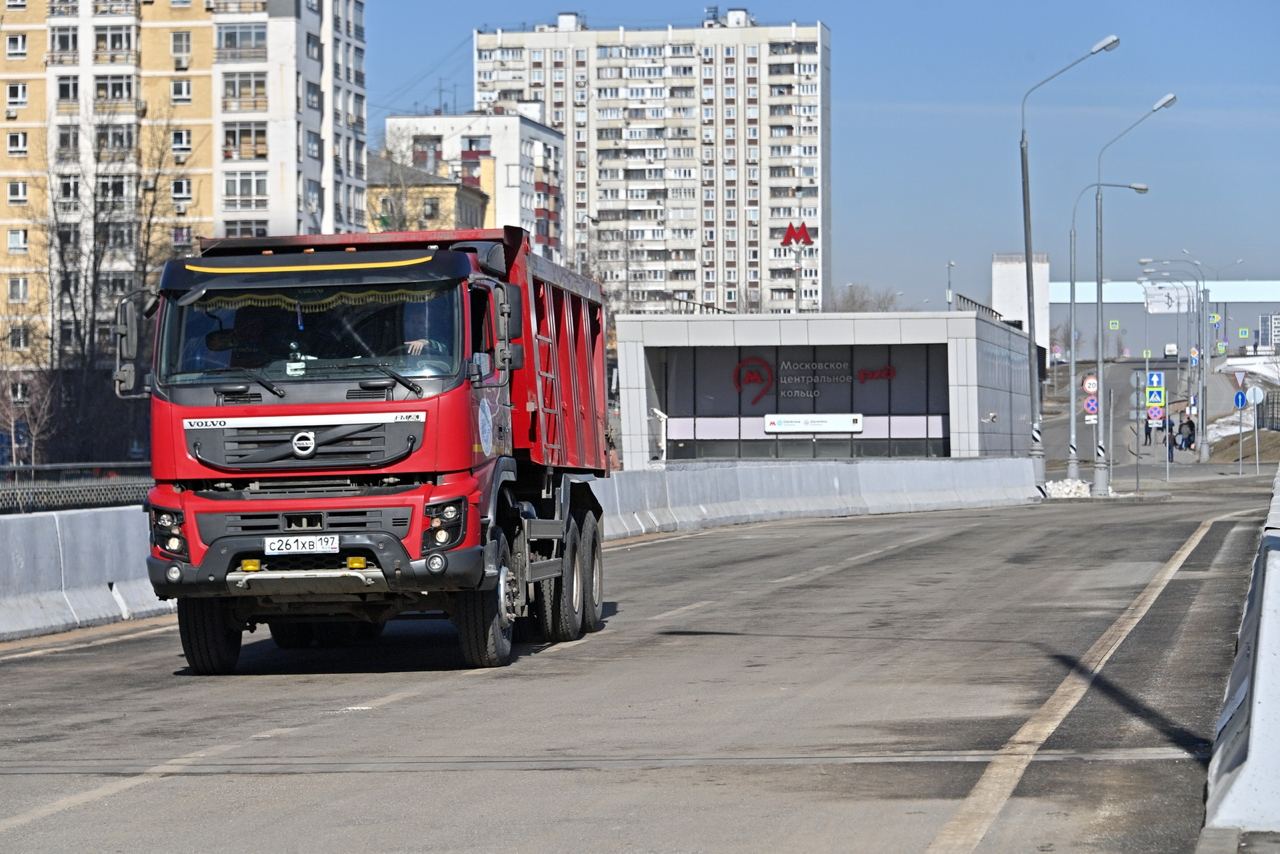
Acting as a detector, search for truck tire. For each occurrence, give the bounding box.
[454,531,514,667]
[578,512,605,633]
[354,621,386,641]
[268,621,314,649]
[539,517,583,642]
[177,597,242,676]
[314,622,358,647]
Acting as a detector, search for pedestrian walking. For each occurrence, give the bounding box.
[1144,419,1152,446]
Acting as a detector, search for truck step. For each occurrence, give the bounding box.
[525,518,564,541]
[526,558,562,583]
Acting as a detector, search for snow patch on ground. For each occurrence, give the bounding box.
[1218,356,1280,388]
[1208,407,1255,444]
[1045,479,1092,499]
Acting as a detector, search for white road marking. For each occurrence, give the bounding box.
[648,600,713,622]
[925,514,1226,854]
[604,531,710,552]
[0,625,178,663]
[0,744,238,835]
[770,530,959,585]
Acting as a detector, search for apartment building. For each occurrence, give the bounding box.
[366,155,487,233]
[0,0,366,375]
[383,112,564,263]
[473,8,830,313]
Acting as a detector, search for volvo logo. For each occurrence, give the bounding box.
[291,431,317,458]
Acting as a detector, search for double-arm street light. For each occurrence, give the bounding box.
[1067,181,1147,481]
[1020,34,1120,488]
[1092,93,1177,497]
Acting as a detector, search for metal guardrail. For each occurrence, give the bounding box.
[1262,391,1280,432]
[954,292,1003,321]
[0,462,150,515]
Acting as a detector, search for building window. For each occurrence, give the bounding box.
[225,220,268,238]
[305,33,322,62]
[171,128,192,154]
[171,31,191,56]
[7,180,27,205]
[217,23,267,61]
[171,78,192,104]
[7,228,28,253]
[171,179,192,201]
[6,0,28,9]
[223,71,266,110]
[94,75,134,102]
[6,82,27,107]
[8,325,29,350]
[171,0,192,7]
[223,171,267,210]
[57,75,78,101]
[49,26,77,55]
[305,130,322,159]
[305,81,322,110]
[94,25,134,58]
[7,276,28,303]
[6,34,27,58]
[223,122,266,160]
[172,226,193,247]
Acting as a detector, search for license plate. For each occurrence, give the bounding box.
[264,535,339,555]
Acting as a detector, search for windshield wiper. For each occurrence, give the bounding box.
[327,361,423,397]
[202,367,287,398]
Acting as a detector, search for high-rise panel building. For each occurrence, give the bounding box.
[473,8,830,313]
[0,0,366,372]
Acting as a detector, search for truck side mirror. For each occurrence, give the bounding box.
[113,293,149,399]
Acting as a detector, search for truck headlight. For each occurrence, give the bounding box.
[150,507,188,559]
[424,498,466,553]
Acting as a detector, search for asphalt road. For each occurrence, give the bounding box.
[0,475,1272,853]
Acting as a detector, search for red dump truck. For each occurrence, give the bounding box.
[114,226,609,674]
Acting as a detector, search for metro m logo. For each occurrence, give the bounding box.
[780,222,813,247]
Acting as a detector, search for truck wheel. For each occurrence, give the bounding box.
[177,597,242,676]
[579,512,605,633]
[268,621,314,649]
[454,531,515,667]
[540,518,583,642]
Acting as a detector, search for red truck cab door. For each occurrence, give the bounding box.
[466,282,512,465]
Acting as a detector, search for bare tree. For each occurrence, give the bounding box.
[832,282,902,312]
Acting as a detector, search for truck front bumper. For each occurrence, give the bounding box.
[148,531,485,599]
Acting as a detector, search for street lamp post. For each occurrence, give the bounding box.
[1093,93,1177,498]
[1068,181,1147,481]
[1020,34,1119,489]
[946,260,955,310]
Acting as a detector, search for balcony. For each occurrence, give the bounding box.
[223,197,268,211]
[93,49,138,65]
[49,1,79,15]
[94,98,144,116]
[352,210,365,227]
[93,1,138,15]
[221,96,268,113]
[222,143,268,161]
[216,47,268,63]
[56,99,80,114]
[46,50,79,66]
[209,0,267,11]
[55,199,80,215]
[55,147,78,163]
[98,148,134,163]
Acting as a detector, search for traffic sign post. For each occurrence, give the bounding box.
[1247,386,1266,476]
[1236,389,1248,476]
[1084,395,1099,415]
[1083,374,1098,395]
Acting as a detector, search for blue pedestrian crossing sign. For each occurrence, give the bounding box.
[1145,388,1165,406]
[1235,390,1248,409]
[1146,371,1164,387]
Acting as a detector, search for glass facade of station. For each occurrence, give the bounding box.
[647,344,950,459]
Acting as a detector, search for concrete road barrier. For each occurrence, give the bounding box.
[592,457,1039,542]
[0,506,172,642]
[2,458,1039,641]
[1205,465,1280,830]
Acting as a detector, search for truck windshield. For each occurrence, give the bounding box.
[159,280,461,385]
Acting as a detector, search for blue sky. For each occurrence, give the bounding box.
[365,2,1279,304]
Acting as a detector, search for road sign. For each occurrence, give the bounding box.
[1108,319,1120,331]
[1147,405,1164,421]
[1217,342,1227,354]
[1240,328,1250,339]
[1210,312,1221,324]
[1190,356,1199,367]
[1189,347,1199,358]
[1084,395,1099,415]
[1085,414,1098,425]
[1145,388,1165,406]
[1147,371,1164,387]
[1142,348,1153,359]
[1246,386,1266,406]
[1234,371,1248,388]
[1082,374,1098,394]
[1235,390,1248,409]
